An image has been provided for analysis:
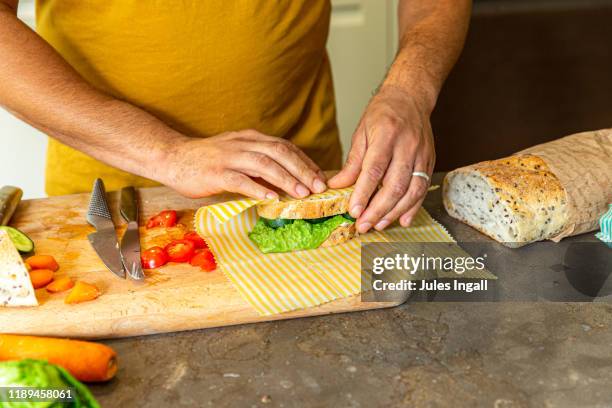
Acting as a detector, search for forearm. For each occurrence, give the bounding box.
[0,3,186,183]
[384,0,472,111]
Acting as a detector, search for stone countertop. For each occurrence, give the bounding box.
[92,173,612,408]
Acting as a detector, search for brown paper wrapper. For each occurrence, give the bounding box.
[516,128,612,241]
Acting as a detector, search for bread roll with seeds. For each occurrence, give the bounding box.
[443,155,569,247]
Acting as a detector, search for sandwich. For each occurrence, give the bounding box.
[248,190,357,253]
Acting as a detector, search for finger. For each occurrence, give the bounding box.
[245,132,324,175]
[347,135,393,219]
[376,146,433,229]
[240,130,326,184]
[287,142,326,180]
[328,125,366,189]
[235,133,325,192]
[237,131,322,169]
[246,141,326,194]
[220,170,278,200]
[374,181,421,230]
[377,174,428,230]
[398,156,432,227]
[356,156,413,233]
[236,152,311,199]
[400,194,426,227]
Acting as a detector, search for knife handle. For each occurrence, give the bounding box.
[120,186,138,223]
[0,186,23,226]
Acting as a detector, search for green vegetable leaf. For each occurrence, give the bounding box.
[249,215,354,253]
[0,359,100,408]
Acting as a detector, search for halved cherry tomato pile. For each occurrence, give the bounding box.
[140,246,168,269]
[165,239,195,263]
[146,210,178,229]
[141,230,216,272]
[190,249,216,271]
[183,231,207,249]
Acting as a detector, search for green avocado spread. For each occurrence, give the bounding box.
[249,214,355,253]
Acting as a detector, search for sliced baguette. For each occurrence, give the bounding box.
[256,190,351,219]
[443,155,569,248]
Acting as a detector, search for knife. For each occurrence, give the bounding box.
[86,179,126,279]
[0,186,23,226]
[120,186,145,281]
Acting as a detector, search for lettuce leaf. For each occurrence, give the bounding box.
[249,215,353,253]
[0,359,99,408]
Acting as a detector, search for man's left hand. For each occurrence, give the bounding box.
[328,84,435,233]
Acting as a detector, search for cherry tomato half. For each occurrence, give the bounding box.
[164,239,196,263]
[183,231,208,249]
[190,249,217,272]
[141,246,168,269]
[146,210,178,229]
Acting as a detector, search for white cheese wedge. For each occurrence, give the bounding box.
[0,229,38,307]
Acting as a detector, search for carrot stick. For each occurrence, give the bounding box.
[0,334,117,382]
[29,269,54,289]
[25,255,59,272]
[46,277,75,293]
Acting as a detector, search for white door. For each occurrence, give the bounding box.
[0,0,46,199]
[328,0,398,160]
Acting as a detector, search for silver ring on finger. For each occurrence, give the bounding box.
[411,171,430,183]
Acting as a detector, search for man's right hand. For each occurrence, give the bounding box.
[161,130,328,200]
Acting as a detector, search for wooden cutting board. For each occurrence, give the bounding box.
[0,187,396,339]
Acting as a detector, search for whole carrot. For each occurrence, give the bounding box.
[0,334,117,382]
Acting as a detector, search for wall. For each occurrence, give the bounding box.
[0,0,46,199]
[433,0,612,170]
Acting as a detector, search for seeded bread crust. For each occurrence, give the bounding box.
[443,155,569,248]
[320,223,357,248]
[256,191,351,219]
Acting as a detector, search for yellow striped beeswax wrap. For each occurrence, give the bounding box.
[194,187,455,316]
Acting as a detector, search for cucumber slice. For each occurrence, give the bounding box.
[342,213,356,222]
[0,226,34,253]
[262,218,295,229]
[306,215,333,224]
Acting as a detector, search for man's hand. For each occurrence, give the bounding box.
[329,85,435,233]
[162,130,328,200]
[330,0,470,233]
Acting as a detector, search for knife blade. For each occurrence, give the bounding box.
[120,187,145,281]
[86,179,126,279]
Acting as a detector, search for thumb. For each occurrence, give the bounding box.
[328,128,366,188]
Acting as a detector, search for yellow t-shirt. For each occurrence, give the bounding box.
[37,0,342,196]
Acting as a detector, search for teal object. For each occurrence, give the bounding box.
[595,204,612,248]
